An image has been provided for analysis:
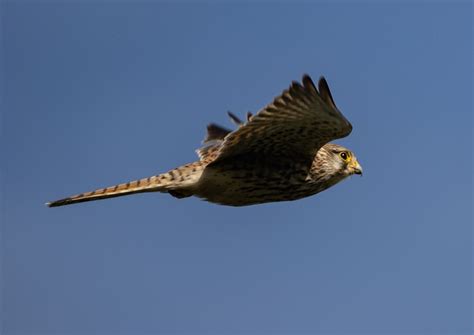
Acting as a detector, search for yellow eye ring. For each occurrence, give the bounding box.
[340,152,349,161]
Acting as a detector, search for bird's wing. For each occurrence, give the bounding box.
[208,75,353,167]
[196,143,221,162]
[197,123,231,161]
[197,112,251,161]
[202,123,232,144]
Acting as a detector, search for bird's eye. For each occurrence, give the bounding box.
[340,152,348,161]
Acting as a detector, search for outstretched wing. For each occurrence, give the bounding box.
[208,75,352,167]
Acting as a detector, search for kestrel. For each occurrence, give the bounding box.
[47,75,362,207]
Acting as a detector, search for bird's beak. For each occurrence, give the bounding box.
[350,160,363,176]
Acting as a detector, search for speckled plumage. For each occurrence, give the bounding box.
[47,75,362,207]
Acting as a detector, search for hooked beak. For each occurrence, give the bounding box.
[351,160,363,176]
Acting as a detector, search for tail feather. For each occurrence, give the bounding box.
[46,175,165,207]
[47,162,205,208]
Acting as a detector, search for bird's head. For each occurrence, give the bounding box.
[317,143,363,178]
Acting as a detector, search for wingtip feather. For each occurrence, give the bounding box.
[317,76,337,108]
[302,74,315,86]
[318,76,329,90]
[227,111,244,125]
[204,123,231,143]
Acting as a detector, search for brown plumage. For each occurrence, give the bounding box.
[47,74,362,208]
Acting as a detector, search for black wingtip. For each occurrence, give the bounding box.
[318,76,337,108]
[302,73,314,85]
[205,123,231,143]
[318,76,328,90]
[301,74,318,95]
[227,111,243,125]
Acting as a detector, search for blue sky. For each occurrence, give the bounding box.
[2,2,472,334]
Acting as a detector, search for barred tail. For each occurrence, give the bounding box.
[46,176,165,207]
[47,175,167,208]
[47,161,205,208]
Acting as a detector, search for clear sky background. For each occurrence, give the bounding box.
[2,2,472,335]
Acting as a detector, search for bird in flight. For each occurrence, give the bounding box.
[47,74,362,208]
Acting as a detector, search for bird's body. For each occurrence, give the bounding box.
[48,75,362,208]
[189,143,357,206]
